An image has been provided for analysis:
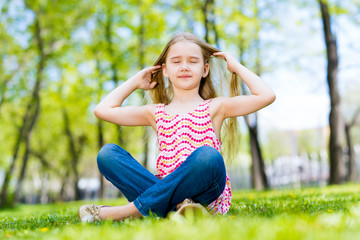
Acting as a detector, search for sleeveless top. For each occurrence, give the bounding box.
[155,99,231,215]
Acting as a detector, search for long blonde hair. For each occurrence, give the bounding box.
[150,32,241,162]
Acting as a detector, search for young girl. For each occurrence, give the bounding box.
[79,32,275,222]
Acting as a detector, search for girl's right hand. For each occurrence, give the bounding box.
[132,65,161,90]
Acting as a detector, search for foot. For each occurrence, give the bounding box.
[78,204,110,223]
[175,198,209,216]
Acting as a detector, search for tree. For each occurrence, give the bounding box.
[1,11,45,207]
[218,0,278,189]
[318,0,345,184]
[344,108,360,181]
[0,0,94,207]
[245,0,269,189]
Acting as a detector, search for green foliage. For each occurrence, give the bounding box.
[1,185,360,239]
[1,0,360,207]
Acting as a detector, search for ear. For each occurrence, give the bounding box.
[162,63,168,77]
[202,63,210,78]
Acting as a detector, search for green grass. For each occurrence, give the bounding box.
[1,184,360,239]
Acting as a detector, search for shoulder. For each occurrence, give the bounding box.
[208,97,226,118]
[209,96,243,119]
[144,104,158,115]
[141,104,158,129]
[208,96,227,109]
[145,103,166,116]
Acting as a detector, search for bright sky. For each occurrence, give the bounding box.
[256,3,360,135]
[258,94,329,131]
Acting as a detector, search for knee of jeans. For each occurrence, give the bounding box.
[97,143,119,172]
[192,146,224,171]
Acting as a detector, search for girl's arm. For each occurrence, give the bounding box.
[94,65,161,127]
[212,52,276,119]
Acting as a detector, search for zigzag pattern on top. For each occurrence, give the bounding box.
[159,137,218,152]
[155,99,231,215]
[157,118,212,130]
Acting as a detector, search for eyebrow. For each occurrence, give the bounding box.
[169,56,201,60]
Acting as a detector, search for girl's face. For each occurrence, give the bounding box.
[162,41,209,93]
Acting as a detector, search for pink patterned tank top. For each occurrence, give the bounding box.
[155,99,231,215]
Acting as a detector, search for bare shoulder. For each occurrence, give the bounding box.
[209,97,226,118]
[145,103,157,116]
[209,96,246,119]
[144,103,157,125]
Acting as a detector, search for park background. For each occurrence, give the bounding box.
[0,0,360,209]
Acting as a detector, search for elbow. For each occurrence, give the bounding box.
[265,91,276,105]
[93,106,103,119]
[269,92,276,104]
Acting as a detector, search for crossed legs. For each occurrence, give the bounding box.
[96,143,226,220]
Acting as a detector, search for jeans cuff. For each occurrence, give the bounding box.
[133,198,149,217]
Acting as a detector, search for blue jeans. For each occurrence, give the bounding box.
[97,143,226,217]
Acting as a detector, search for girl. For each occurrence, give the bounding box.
[78,32,275,222]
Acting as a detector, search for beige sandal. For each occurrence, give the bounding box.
[78,204,110,223]
[175,198,209,216]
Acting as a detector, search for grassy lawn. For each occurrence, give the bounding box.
[1,184,360,239]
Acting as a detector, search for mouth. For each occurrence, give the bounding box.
[178,75,192,78]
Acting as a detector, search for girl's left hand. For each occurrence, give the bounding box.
[213,52,240,73]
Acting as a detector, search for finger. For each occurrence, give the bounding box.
[213,52,226,59]
[149,81,157,88]
[213,55,225,59]
[213,52,224,56]
[150,65,162,73]
[150,65,161,70]
[145,65,160,72]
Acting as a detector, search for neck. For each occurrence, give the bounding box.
[171,88,203,104]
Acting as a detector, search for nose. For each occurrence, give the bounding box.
[180,62,190,70]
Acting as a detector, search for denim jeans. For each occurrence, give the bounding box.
[97,143,226,217]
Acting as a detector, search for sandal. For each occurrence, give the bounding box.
[175,198,209,216]
[78,204,110,223]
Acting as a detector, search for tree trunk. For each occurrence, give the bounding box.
[244,114,269,189]
[0,103,30,207]
[62,108,81,200]
[138,12,149,169]
[345,108,360,182]
[97,118,105,198]
[14,95,41,202]
[58,168,70,201]
[104,7,124,199]
[0,16,45,207]
[0,60,23,113]
[95,58,105,198]
[237,0,268,190]
[318,0,344,184]
[104,4,124,147]
[209,0,220,48]
[30,149,50,169]
[201,0,219,48]
[251,0,268,189]
[202,0,210,43]
[345,125,355,181]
